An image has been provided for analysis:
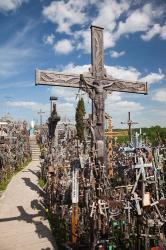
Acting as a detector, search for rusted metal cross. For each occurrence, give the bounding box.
[36,25,147,163]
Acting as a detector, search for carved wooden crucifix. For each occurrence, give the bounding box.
[36,25,147,163]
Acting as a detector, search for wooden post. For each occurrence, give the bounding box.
[71,204,78,243]
[71,165,79,244]
[108,117,113,177]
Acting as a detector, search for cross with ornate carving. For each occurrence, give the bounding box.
[36,25,147,163]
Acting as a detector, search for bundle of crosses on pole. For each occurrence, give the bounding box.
[36,25,147,164]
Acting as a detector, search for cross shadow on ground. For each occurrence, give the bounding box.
[0,199,56,249]
[22,167,40,178]
[22,177,43,196]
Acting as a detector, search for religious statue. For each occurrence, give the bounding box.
[48,103,60,140]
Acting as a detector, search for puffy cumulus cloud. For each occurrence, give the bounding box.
[42,0,87,34]
[141,23,166,41]
[43,34,55,45]
[0,0,28,12]
[57,102,75,116]
[43,1,166,52]
[59,63,165,85]
[75,29,91,53]
[152,88,166,103]
[116,4,153,39]
[141,24,161,41]
[106,92,121,102]
[47,62,166,126]
[59,63,140,81]
[106,92,143,113]
[51,86,78,103]
[63,63,90,74]
[140,69,165,84]
[92,0,130,32]
[106,66,141,81]
[53,39,74,54]
[7,101,49,111]
[113,100,143,110]
[110,50,125,58]
[105,66,164,85]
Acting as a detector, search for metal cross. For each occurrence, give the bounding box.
[121,112,139,142]
[36,25,147,163]
[37,109,45,126]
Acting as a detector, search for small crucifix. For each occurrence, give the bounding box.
[36,25,147,163]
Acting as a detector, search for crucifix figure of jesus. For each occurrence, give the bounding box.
[36,25,147,163]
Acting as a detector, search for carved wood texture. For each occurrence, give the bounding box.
[91,26,104,79]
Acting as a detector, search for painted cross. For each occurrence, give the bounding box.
[36,25,147,163]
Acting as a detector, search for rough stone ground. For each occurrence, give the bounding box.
[0,160,57,250]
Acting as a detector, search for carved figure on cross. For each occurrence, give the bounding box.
[36,25,147,163]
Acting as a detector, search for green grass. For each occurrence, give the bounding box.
[0,176,12,191]
[0,157,32,191]
[38,177,46,189]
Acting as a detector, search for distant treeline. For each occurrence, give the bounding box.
[114,126,166,146]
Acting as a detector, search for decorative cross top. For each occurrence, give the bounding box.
[36,26,147,94]
[36,25,147,163]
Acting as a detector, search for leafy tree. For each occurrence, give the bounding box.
[75,98,86,142]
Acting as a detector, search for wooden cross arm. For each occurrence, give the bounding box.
[36,69,81,88]
[102,77,148,95]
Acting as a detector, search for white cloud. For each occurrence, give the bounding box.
[0,80,33,90]
[110,50,125,58]
[45,62,165,127]
[106,65,141,81]
[152,88,166,103]
[141,23,161,41]
[53,39,73,54]
[114,100,143,110]
[7,101,49,111]
[58,63,140,82]
[63,63,90,74]
[0,0,28,12]
[160,23,166,40]
[43,1,166,53]
[58,63,164,86]
[75,29,91,53]
[43,34,55,45]
[0,21,37,78]
[51,87,77,103]
[106,92,143,112]
[93,0,130,32]
[57,102,75,116]
[141,23,166,41]
[43,0,86,34]
[116,4,153,39]
[140,69,165,84]
[0,46,33,77]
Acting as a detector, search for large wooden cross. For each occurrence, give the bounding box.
[36,25,147,163]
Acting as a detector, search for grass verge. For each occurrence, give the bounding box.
[0,157,32,191]
[38,177,46,189]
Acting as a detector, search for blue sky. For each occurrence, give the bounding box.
[0,0,166,128]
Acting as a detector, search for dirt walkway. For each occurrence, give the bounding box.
[0,160,57,250]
